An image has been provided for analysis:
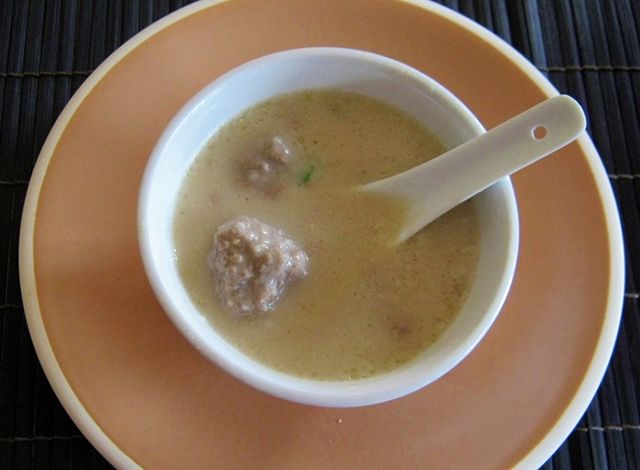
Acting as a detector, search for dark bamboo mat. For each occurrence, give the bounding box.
[1,1,638,468]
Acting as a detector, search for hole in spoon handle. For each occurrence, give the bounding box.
[532,125,548,140]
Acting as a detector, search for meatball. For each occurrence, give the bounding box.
[209,216,309,316]
[242,136,294,190]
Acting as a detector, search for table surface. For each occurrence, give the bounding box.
[1,0,639,468]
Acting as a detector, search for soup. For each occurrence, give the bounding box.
[173,90,480,380]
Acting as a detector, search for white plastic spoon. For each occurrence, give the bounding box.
[362,95,587,243]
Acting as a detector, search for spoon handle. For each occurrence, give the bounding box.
[365,95,586,242]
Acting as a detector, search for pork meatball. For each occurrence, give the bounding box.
[209,216,308,315]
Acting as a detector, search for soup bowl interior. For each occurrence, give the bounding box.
[138,48,518,407]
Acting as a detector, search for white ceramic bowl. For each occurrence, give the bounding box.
[138,47,519,407]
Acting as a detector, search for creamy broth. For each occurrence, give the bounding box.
[174,90,480,380]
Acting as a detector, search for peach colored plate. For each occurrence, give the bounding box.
[19,1,624,468]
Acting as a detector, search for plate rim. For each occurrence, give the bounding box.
[18,1,625,469]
